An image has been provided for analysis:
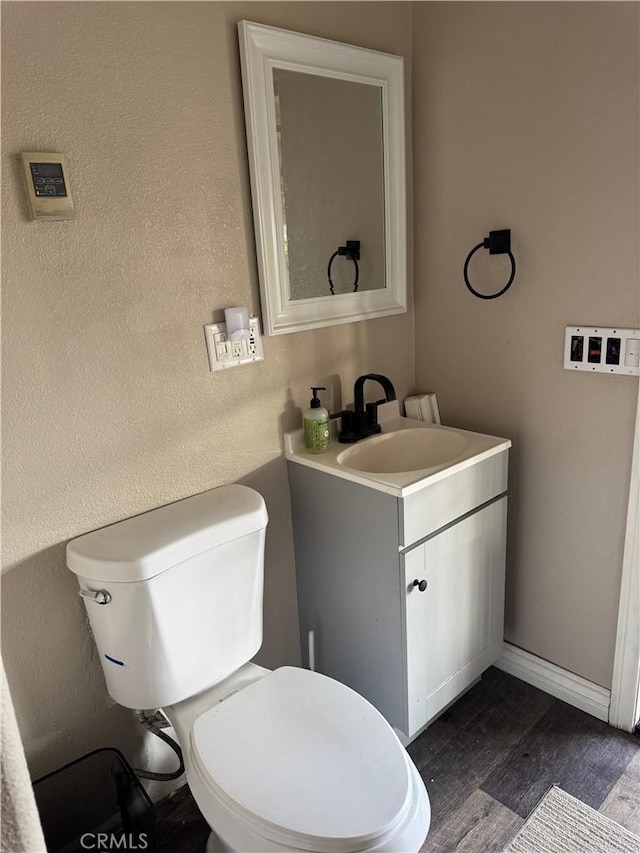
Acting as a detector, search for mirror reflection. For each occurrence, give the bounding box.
[273,69,386,300]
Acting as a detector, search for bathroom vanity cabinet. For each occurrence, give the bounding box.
[287,442,509,742]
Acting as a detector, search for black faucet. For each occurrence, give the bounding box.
[335,374,397,444]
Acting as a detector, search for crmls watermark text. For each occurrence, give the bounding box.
[80,833,149,850]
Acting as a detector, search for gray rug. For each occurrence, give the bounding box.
[503,786,640,853]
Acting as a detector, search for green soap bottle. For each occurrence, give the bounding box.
[303,387,330,453]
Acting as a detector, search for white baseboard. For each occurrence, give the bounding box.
[495,643,611,722]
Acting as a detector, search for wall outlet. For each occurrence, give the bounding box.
[204,316,264,371]
[564,325,640,376]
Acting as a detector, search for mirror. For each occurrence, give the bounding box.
[273,69,386,300]
[239,21,407,335]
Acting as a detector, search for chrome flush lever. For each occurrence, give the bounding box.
[79,588,112,605]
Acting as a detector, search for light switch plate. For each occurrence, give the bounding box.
[204,316,264,371]
[564,325,640,376]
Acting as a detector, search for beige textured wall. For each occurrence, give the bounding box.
[1,1,413,780]
[413,2,639,688]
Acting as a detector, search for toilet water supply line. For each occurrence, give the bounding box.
[308,630,316,672]
[133,710,185,781]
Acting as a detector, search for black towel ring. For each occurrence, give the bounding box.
[328,240,360,295]
[463,229,516,300]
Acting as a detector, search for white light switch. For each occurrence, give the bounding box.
[564,326,640,376]
[624,338,640,368]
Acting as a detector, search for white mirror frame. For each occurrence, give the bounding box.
[239,21,407,336]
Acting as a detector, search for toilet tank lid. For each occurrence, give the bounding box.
[66,485,268,583]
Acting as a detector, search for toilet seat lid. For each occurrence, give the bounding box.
[191,667,413,852]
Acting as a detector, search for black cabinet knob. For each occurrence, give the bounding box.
[412,579,428,592]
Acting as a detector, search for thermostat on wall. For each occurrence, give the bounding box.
[20,152,75,221]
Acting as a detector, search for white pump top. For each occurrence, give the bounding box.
[67,484,268,583]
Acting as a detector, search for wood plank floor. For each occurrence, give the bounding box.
[154,667,640,852]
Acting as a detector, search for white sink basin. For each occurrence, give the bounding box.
[337,428,468,474]
[284,402,511,496]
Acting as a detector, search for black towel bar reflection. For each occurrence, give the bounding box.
[328,240,360,295]
[463,229,516,300]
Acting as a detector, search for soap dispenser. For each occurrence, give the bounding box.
[303,387,330,453]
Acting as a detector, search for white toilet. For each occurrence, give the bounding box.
[67,484,430,852]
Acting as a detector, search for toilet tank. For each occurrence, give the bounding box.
[67,485,269,710]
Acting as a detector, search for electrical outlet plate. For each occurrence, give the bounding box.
[204,316,264,371]
[564,325,640,376]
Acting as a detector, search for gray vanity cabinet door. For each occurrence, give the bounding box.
[401,497,507,737]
